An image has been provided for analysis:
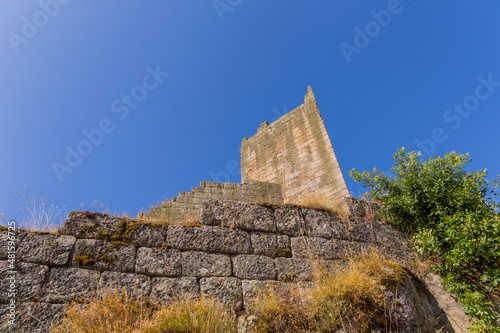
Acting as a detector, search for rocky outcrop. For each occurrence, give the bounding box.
[0,198,466,332]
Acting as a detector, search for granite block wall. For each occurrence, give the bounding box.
[0,198,414,332]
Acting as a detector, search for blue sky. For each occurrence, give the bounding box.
[1,1,500,226]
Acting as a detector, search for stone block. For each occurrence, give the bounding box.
[60,211,125,239]
[181,251,231,277]
[17,233,75,266]
[150,277,199,304]
[0,261,48,302]
[0,302,65,333]
[251,232,291,258]
[200,277,243,311]
[127,223,168,247]
[339,217,376,243]
[0,228,27,260]
[274,206,306,236]
[167,225,251,254]
[41,267,99,303]
[135,247,182,277]
[98,271,151,300]
[373,221,409,249]
[342,197,381,218]
[291,237,357,260]
[72,239,136,272]
[274,257,314,282]
[302,209,341,239]
[201,199,276,232]
[241,280,287,310]
[232,255,276,280]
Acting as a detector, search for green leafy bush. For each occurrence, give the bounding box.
[349,148,500,332]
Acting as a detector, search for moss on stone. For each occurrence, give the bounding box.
[75,255,94,266]
[29,230,57,235]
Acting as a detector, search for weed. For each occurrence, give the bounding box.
[296,194,350,220]
[250,251,406,332]
[51,291,151,333]
[51,292,236,333]
[8,187,65,232]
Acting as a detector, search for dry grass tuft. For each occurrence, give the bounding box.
[51,293,236,333]
[7,188,65,233]
[296,194,350,219]
[250,250,406,332]
[138,295,236,333]
[51,291,151,333]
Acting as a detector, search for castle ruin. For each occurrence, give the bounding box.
[143,87,349,221]
[241,86,349,203]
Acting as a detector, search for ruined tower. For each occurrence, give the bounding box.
[240,86,349,203]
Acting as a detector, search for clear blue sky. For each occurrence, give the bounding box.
[2,1,500,226]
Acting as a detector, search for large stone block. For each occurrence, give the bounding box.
[135,247,181,277]
[342,197,381,218]
[72,239,136,272]
[0,228,27,260]
[200,277,243,311]
[373,221,410,249]
[339,217,376,243]
[127,223,168,247]
[167,225,251,254]
[301,209,355,240]
[98,271,151,300]
[274,257,314,282]
[251,232,291,258]
[291,237,359,260]
[0,302,65,333]
[60,211,125,238]
[17,233,75,266]
[201,200,277,232]
[181,251,231,277]
[301,209,336,238]
[241,280,287,310]
[232,255,276,280]
[41,267,99,303]
[372,244,415,266]
[0,261,49,302]
[274,206,306,237]
[274,258,345,282]
[150,277,199,304]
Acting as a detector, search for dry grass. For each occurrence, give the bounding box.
[138,295,236,333]
[51,293,236,333]
[295,194,350,220]
[7,188,65,232]
[51,291,151,333]
[249,251,406,333]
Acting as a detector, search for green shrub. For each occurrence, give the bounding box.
[349,148,500,332]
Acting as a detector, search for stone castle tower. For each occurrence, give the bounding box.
[241,86,349,203]
[141,87,349,221]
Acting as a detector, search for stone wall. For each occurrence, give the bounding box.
[140,179,283,222]
[0,198,421,332]
[241,87,350,204]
